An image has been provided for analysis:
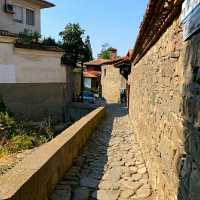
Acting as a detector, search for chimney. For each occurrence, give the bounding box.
[108,48,117,60]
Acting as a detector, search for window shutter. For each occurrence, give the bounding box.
[14,6,23,23]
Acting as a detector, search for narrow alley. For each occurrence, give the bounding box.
[50,105,152,200]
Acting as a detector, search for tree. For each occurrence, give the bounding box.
[99,43,111,59]
[59,23,92,66]
[42,37,57,46]
[83,35,93,61]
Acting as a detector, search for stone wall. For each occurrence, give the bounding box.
[129,16,186,200]
[179,30,200,200]
[101,64,126,103]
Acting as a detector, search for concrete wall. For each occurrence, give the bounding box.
[101,64,126,103]
[0,83,66,121]
[0,106,106,200]
[0,38,72,121]
[129,17,186,200]
[0,0,41,34]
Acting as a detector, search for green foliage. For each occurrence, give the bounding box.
[0,110,54,157]
[17,29,41,44]
[16,30,61,47]
[42,37,58,46]
[60,23,93,66]
[9,135,34,152]
[101,50,110,59]
[0,99,71,157]
[0,112,17,138]
[0,98,7,113]
[83,35,93,61]
[99,43,112,59]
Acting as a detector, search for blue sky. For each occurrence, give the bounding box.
[41,0,148,58]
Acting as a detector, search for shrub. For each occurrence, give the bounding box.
[17,29,41,44]
[42,37,57,46]
[0,98,7,113]
[8,135,34,152]
[0,112,16,139]
[0,100,58,157]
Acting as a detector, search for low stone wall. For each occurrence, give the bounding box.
[129,16,186,200]
[0,106,105,200]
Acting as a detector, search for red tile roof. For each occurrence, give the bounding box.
[84,59,109,66]
[84,57,125,66]
[84,71,101,78]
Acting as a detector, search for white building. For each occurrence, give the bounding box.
[0,0,54,34]
[0,1,73,121]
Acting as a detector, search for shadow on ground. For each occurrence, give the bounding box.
[49,104,127,200]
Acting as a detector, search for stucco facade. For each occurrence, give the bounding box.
[0,36,72,121]
[0,0,54,34]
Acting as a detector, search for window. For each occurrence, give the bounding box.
[14,6,23,23]
[104,69,106,77]
[26,9,34,25]
[84,78,92,89]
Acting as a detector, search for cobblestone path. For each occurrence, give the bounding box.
[50,105,152,200]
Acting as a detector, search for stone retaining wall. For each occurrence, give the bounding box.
[129,16,186,200]
[0,106,105,200]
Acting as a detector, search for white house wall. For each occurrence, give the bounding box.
[0,41,71,121]
[0,0,41,34]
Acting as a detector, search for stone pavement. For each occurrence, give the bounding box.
[50,105,152,200]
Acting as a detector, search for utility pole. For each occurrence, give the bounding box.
[81,62,84,102]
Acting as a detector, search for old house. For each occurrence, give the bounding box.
[83,59,103,95]
[114,49,132,107]
[0,0,54,34]
[84,48,127,103]
[129,0,200,199]
[101,48,127,103]
[0,0,73,121]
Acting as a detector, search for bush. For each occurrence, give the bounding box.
[0,99,60,157]
[8,135,34,152]
[42,37,57,46]
[17,29,41,44]
[0,112,16,139]
[0,98,7,113]
[16,30,61,47]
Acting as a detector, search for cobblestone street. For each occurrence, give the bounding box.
[50,105,152,200]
